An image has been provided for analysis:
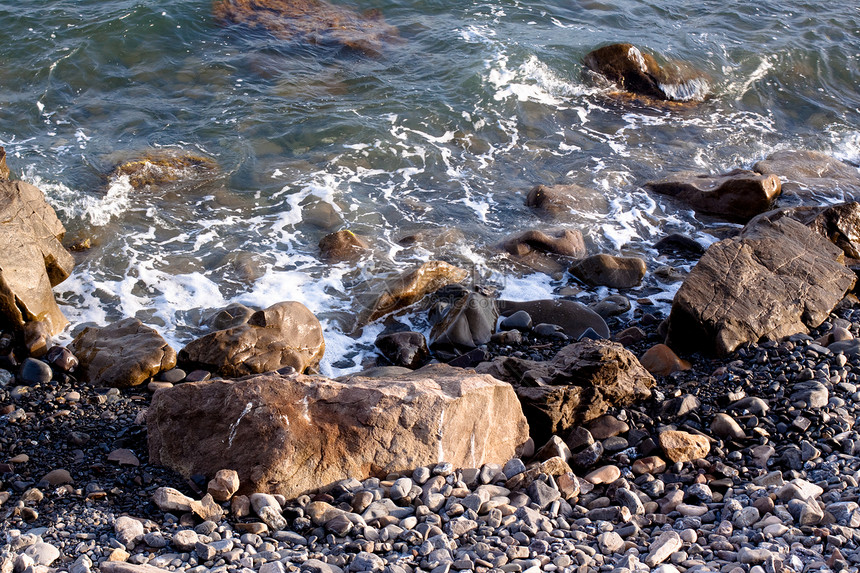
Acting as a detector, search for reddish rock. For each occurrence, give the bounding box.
[148,364,529,497]
[658,430,710,464]
[639,344,691,377]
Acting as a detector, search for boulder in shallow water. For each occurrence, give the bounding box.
[569,254,646,289]
[110,150,218,189]
[745,202,860,260]
[147,364,529,497]
[179,301,325,377]
[70,318,177,387]
[476,340,653,445]
[754,150,860,205]
[214,0,400,56]
[203,302,256,332]
[583,43,709,102]
[645,169,781,222]
[498,299,609,340]
[525,184,609,218]
[319,229,370,262]
[501,229,587,277]
[429,287,498,351]
[666,210,856,356]
[0,179,75,337]
[367,261,468,322]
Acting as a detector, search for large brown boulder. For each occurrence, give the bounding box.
[501,229,587,277]
[367,261,468,322]
[476,340,653,444]
[754,150,860,204]
[645,169,781,222]
[666,210,856,356]
[569,254,646,289]
[497,299,609,339]
[743,202,860,260]
[583,43,709,102]
[179,301,324,377]
[214,0,399,56]
[70,318,177,387]
[319,230,369,262]
[147,364,530,498]
[525,184,609,218]
[0,147,10,180]
[0,179,75,337]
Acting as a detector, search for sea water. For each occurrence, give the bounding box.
[1,0,859,375]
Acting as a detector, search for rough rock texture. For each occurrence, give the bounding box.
[179,301,325,377]
[70,318,177,388]
[319,230,369,262]
[367,261,468,322]
[583,43,708,102]
[666,210,856,356]
[476,340,654,444]
[569,254,647,289]
[645,169,781,222]
[525,184,608,218]
[213,0,399,56]
[374,331,429,369]
[761,202,860,259]
[0,147,10,180]
[429,287,497,350]
[203,302,256,332]
[754,150,860,204]
[0,180,75,337]
[147,364,530,497]
[110,150,218,189]
[658,430,711,464]
[497,299,609,339]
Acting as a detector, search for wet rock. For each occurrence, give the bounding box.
[500,310,532,331]
[476,339,653,444]
[71,318,177,387]
[375,331,430,369]
[653,234,706,257]
[203,302,256,331]
[502,229,587,275]
[645,169,781,222]
[639,344,691,377]
[45,345,78,372]
[214,0,400,56]
[18,358,52,385]
[498,299,609,339]
[179,301,325,377]
[429,287,497,350]
[0,179,75,337]
[525,184,608,217]
[569,253,647,289]
[148,363,529,497]
[0,147,9,180]
[710,412,746,440]
[666,210,856,355]
[588,295,631,318]
[110,150,218,189]
[319,230,369,262]
[367,261,468,322]
[583,43,709,102]
[754,150,860,203]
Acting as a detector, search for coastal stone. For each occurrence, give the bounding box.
[710,413,746,440]
[588,295,631,318]
[584,465,620,485]
[23,542,60,567]
[375,331,429,369]
[115,516,144,547]
[250,493,287,530]
[500,310,532,331]
[203,302,255,331]
[569,254,646,289]
[638,344,691,376]
[665,211,856,355]
[214,0,400,56]
[208,469,240,502]
[632,456,666,475]
[152,487,195,513]
[179,301,324,376]
[583,43,708,102]
[110,150,218,189]
[429,287,497,350]
[40,468,72,485]
[658,430,710,463]
[644,531,683,567]
[497,299,609,339]
[171,530,199,552]
[645,169,781,222]
[525,184,608,217]
[367,261,468,322]
[597,531,624,555]
[653,234,706,257]
[107,449,140,466]
[0,179,75,336]
[18,358,52,385]
[70,318,177,387]
[0,147,9,180]
[148,364,528,497]
[587,414,628,440]
[754,150,860,203]
[476,339,653,444]
[319,230,369,261]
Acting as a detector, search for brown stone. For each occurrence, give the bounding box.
[476,340,653,445]
[645,169,781,222]
[497,299,609,340]
[214,0,400,56]
[208,469,241,502]
[569,254,646,289]
[375,331,429,369]
[632,456,667,475]
[658,430,710,464]
[0,180,75,336]
[107,449,140,467]
[639,344,691,377]
[501,229,587,276]
[583,43,708,102]
[0,147,10,180]
[587,414,629,440]
[666,210,856,355]
[367,261,468,322]
[70,318,177,387]
[110,150,218,189]
[525,184,608,218]
[754,150,860,203]
[147,364,529,497]
[179,301,324,377]
[319,230,369,262]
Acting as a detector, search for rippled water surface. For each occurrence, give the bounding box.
[2,0,859,373]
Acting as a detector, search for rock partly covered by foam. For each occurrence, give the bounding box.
[754,150,860,204]
[525,184,609,218]
[147,364,529,497]
[109,150,218,189]
[0,179,75,338]
[666,209,856,355]
[367,261,468,322]
[179,301,324,377]
[214,0,399,56]
[583,43,709,102]
[70,318,177,388]
[645,169,782,222]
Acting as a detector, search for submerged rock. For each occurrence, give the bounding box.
[754,150,860,204]
[319,229,370,262]
[110,150,218,189]
[214,0,400,56]
[583,43,709,103]
[147,364,529,497]
[569,254,647,289]
[429,286,497,351]
[525,184,609,218]
[367,261,468,322]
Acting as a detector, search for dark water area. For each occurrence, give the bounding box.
[1,0,859,373]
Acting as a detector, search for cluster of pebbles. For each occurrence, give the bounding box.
[5,304,860,573]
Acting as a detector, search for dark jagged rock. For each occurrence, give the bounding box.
[374,331,429,369]
[203,302,256,332]
[583,43,709,103]
[645,169,781,222]
[214,0,400,56]
[428,287,497,351]
[653,234,706,257]
[110,150,218,189]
